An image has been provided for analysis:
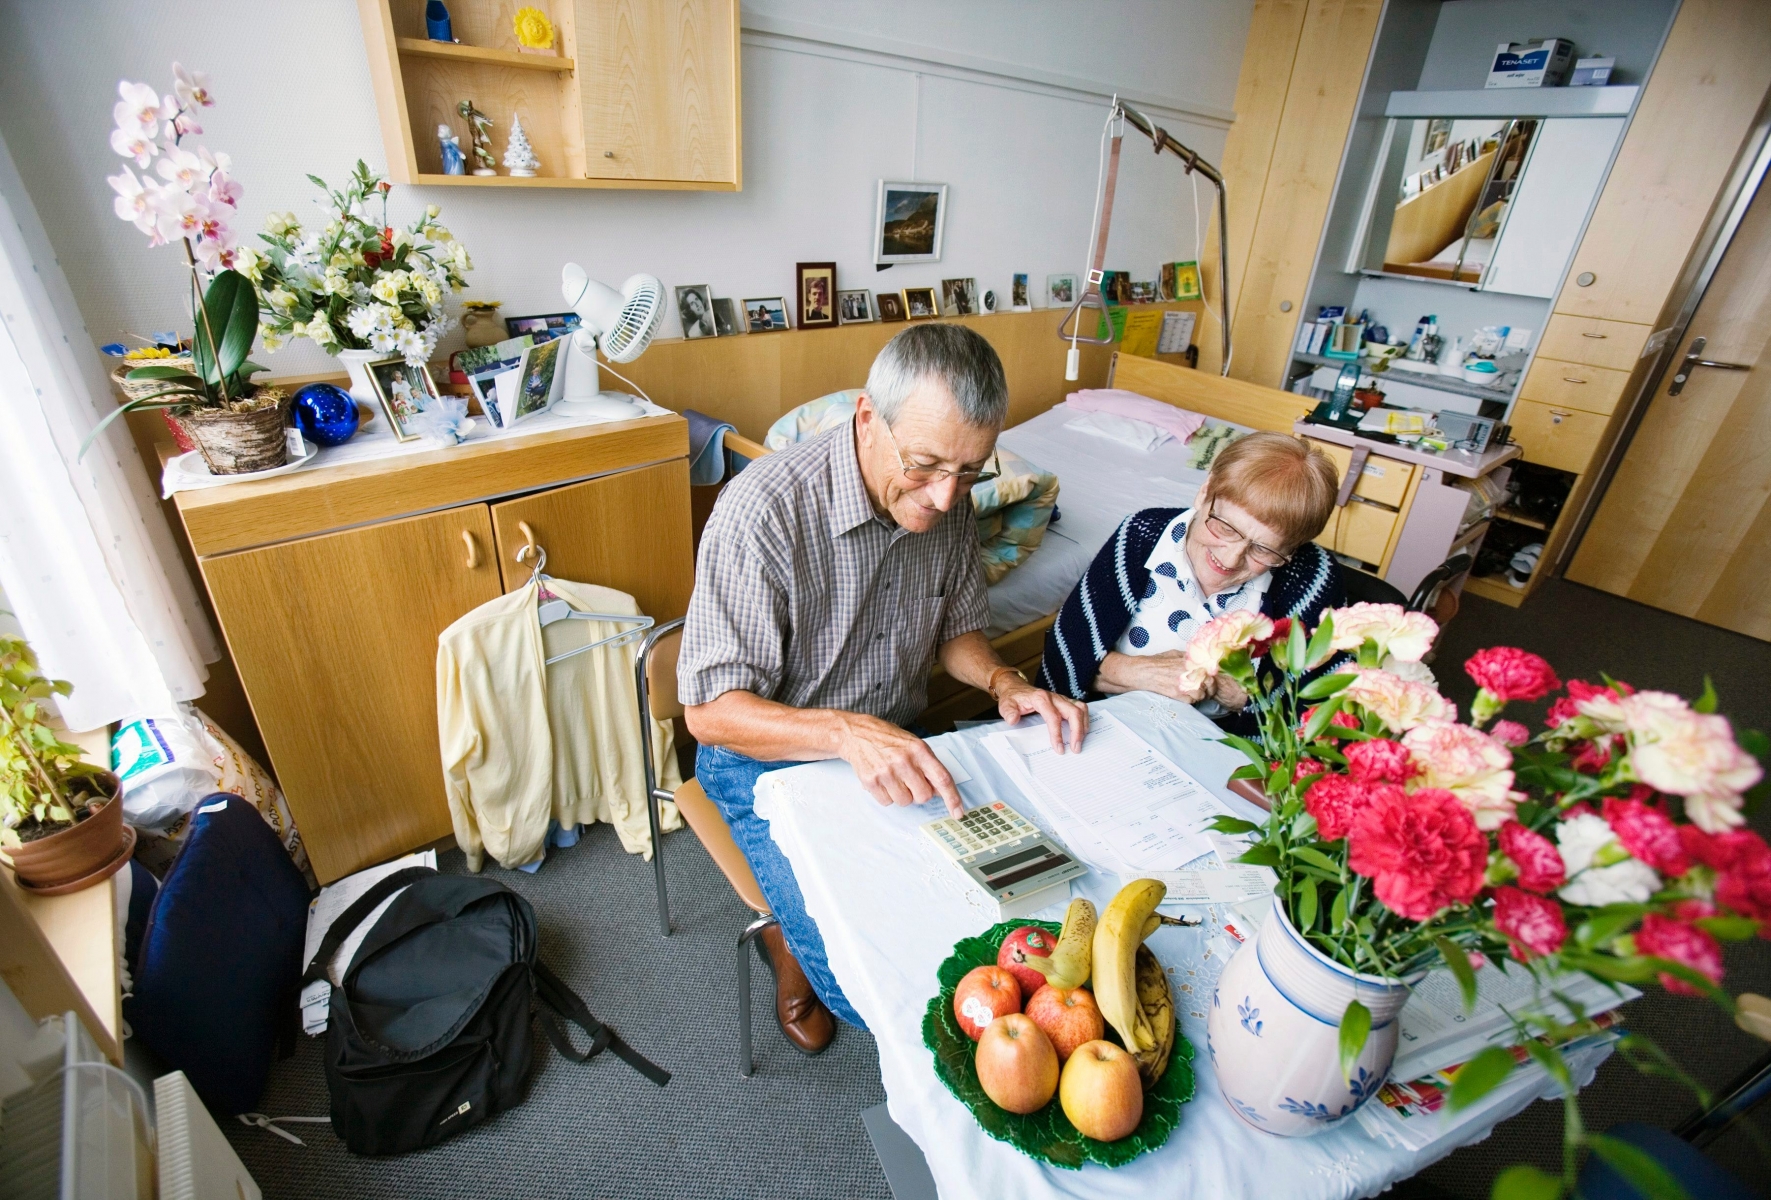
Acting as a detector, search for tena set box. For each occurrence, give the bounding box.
[1485,39,1575,89]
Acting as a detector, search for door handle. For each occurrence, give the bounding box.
[461,529,479,569]
[1670,336,1751,395]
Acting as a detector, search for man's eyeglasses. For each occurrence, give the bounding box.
[1202,503,1290,568]
[879,419,1000,486]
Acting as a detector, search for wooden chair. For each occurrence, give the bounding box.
[635,617,778,1076]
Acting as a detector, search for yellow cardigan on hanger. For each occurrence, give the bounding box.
[437,579,682,872]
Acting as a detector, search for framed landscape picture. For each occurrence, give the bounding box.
[1047,273,1078,308]
[873,181,947,265]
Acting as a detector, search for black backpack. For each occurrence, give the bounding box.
[301,866,668,1156]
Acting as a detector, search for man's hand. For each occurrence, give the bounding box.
[836,712,964,817]
[996,676,1090,753]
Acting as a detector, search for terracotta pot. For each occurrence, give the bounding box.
[8,773,134,894]
[178,390,290,475]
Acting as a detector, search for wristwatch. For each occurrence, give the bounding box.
[986,666,1027,701]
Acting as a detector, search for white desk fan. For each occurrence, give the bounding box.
[555,263,666,419]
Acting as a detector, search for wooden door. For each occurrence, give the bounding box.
[573,0,739,184]
[489,459,695,622]
[1567,174,1771,640]
[202,505,503,882]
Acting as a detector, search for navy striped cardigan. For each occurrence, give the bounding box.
[1036,508,1344,731]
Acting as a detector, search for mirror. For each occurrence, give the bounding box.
[1377,117,1537,284]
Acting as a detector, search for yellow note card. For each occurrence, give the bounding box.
[1119,309,1165,357]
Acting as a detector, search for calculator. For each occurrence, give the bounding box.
[922,802,1088,916]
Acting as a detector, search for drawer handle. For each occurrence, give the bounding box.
[1562,376,1588,385]
[1550,409,1571,424]
[461,530,479,569]
[1580,332,1608,339]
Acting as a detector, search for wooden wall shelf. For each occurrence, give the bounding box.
[395,37,576,73]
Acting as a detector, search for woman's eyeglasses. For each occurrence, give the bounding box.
[1202,503,1290,568]
[880,419,1000,485]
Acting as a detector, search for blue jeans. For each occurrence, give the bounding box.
[695,743,866,1030]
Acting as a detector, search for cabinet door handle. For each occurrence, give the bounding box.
[1580,332,1608,339]
[517,520,539,560]
[1562,376,1587,385]
[1550,409,1570,424]
[461,529,479,569]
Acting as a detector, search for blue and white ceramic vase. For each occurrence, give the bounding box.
[1207,896,1416,1136]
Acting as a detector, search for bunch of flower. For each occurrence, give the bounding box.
[106,64,241,271]
[1190,601,1767,1192]
[251,161,471,369]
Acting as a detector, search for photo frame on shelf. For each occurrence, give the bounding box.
[675,284,718,339]
[876,292,907,322]
[837,289,874,324]
[940,277,977,316]
[1010,274,1031,311]
[743,296,790,331]
[1047,273,1078,307]
[367,357,441,443]
[872,181,947,265]
[902,286,939,320]
[1162,261,1202,302]
[711,297,743,336]
[796,262,837,329]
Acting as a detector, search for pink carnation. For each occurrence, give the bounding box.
[1304,775,1395,842]
[1493,886,1568,960]
[1683,827,1771,928]
[1348,787,1488,921]
[1292,757,1327,785]
[1546,679,1633,729]
[1634,912,1724,996]
[1499,820,1566,894]
[1402,721,1520,831]
[1601,796,1690,876]
[1341,668,1457,733]
[1465,647,1561,703]
[1490,720,1530,748]
[1176,610,1273,694]
[1618,694,1760,832]
[1346,739,1415,784]
[1248,617,1294,660]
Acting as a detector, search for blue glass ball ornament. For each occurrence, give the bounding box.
[291,383,360,447]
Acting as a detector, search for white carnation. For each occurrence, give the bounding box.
[1556,812,1660,907]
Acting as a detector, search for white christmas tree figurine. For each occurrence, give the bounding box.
[503,115,539,177]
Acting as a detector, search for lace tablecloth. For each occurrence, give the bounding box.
[753,693,1599,1200]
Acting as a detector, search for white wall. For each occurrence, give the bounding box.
[0,0,1252,380]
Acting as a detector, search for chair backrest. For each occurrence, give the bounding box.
[1407,551,1474,612]
[1338,563,1408,608]
[640,619,685,722]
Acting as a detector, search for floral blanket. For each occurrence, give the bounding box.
[765,392,1059,585]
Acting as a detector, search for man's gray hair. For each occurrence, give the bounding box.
[866,323,1009,428]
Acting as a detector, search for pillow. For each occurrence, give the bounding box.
[764,390,865,449]
[1063,410,1173,453]
[127,793,311,1114]
[1063,389,1206,443]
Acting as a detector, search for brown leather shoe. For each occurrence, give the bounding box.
[758,924,835,1055]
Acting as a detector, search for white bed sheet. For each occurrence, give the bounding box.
[985,403,1236,637]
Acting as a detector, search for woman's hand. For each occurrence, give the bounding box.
[1092,650,1208,704]
[1211,672,1249,711]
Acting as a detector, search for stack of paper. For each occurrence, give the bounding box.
[299,850,437,1035]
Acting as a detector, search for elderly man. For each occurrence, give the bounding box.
[680,324,1089,1054]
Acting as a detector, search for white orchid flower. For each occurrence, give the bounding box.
[108,167,155,229]
[155,145,205,191]
[172,63,214,109]
[113,80,166,139]
[109,125,157,168]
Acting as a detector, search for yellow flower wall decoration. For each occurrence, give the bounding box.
[513,6,555,50]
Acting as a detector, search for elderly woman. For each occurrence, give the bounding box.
[1037,432,1344,721]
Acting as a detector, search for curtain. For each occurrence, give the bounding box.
[0,128,219,731]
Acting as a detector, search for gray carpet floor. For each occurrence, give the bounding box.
[225,577,1771,1200]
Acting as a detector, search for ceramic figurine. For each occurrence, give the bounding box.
[457,100,496,176]
[425,0,454,42]
[437,124,466,176]
[503,115,539,177]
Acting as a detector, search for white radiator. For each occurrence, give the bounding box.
[154,1072,261,1200]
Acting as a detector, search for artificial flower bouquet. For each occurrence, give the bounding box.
[1183,602,1766,1195]
[251,161,471,368]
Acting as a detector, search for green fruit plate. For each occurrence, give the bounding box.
[921,920,1195,1170]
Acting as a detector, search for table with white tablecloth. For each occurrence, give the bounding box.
[753,692,1604,1200]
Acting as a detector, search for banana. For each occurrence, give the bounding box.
[1044,898,1096,989]
[1091,878,1167,1054]
[1132,945,1174,1089]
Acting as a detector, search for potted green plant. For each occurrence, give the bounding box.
[0,634,130,894]
[80,64,286,474]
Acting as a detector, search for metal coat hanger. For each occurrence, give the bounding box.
[514,525,654,667]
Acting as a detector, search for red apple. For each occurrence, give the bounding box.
[1059,1040,1144,1142]
[997,926,1056,997]
[975,1013,1059,1114]
[953,965,1021,1040]
[1024,985,1105,1062]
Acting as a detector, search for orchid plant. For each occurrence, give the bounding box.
[1183,602,1768,1199]
[83,64,268,456]
[249,161,471,368]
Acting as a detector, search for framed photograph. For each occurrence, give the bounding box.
[835,288,874,324]
[711,296,742,336]
[743,296,790,332]
[504,337,565,423]
[876,291,907,323]
[1100,270,1132,304]
[872,180,947,265]
[1047,273,1078,307]
[1162,260,1203,302]
[467,367,516,430]
[796,262,837,329]
[675,284,718,339]
[367,357,440,443]
[1010,273,1031,311]
[940,277,977,317]
[504,311,581,342]
[902,286,939,320]
[1130,280,1157,304]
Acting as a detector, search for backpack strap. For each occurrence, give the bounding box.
[532,960,670,1087]
[299,866,437,986]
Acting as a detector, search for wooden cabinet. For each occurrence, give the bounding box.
[1507,400,1608,475]
[1536,314,1653,374]
[1518,359,1632,417]
[175,413,694,883]
[359,0,741,190]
